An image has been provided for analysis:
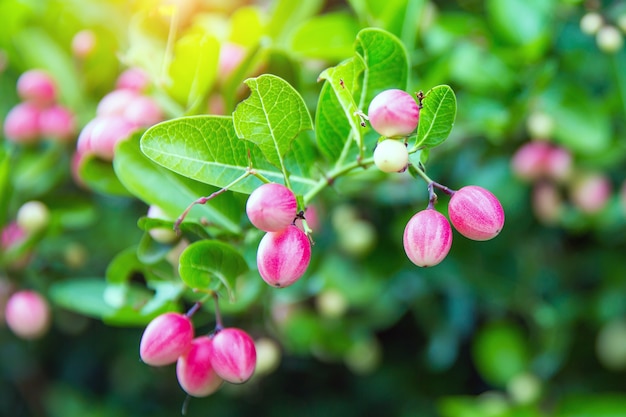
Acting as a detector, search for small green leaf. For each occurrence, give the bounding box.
[178,240,249,301]
[78,153,132,197]
[49,278,116,319]
[233,74,314,173]
[266,0,324,43]
[414,85,457,149]
[115,134,242,234]
[140,115,317,195]
[317,57,366,164]
[355,28,409,108]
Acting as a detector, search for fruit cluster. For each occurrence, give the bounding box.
[76,68,164,162]
[366,88,505,267]
[3,69,76,144]
[580,9,626,53]
[246,183,312,288]
[139,308,256,398]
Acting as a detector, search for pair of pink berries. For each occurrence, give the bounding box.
[3,69,76,144]
[246,183,311,288]
[76,68,163,162]
[403,186,505,267]
[139,312,256,397]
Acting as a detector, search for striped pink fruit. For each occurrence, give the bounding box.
[403,209,453,267]
[448,186,505,241]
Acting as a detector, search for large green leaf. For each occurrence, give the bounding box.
[178,240,249,301]
[316,57,366,164]
[266,0,324,44]
[486,0,554,47]
[290,12,360,61]
[140,115,317,195]
[79,153,132,197]
[414,85,457,149]
[114,134,242,234]
[354,28,409,108]
[232,74,314,173]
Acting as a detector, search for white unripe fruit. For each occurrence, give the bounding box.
[580,12,603,35]
[16,201,50,234]
[373,139,409,173]
[597,25,624,53]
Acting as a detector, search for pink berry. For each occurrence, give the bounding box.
[1,221,26,250]
[367,89,419,138]
[545,146,573,182]
[139,312,194,366]
[89,116,138,160]
[570,173,612,214]
[123,95,163,127]
[257,225,311,287]
[3,102,42,144]
[208,327,256,384]
[176,336,223,397]
[532,182,563,224]
[115,67,150,92]
[76,118,98,154]
[246,183,297,232]
[16,69,57,106]
[39,104,76,142]
[403,208,453,267]
[96,89,140,117]
[5,290,51,340]
[448,186,505,241]
[510,141,551,181]
[218,42,246,77]
[71,29,97,58]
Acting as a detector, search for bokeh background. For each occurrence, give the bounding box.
[2,0,626,416]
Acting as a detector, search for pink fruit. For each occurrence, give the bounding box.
[246,183,297,232]
[257,225,311,287]
[71,29,97,58]
[510,141,551,181]
[448,186,505,241]
[115,67,150,92]
[403,209,453,267]
[96,89,140,117]
[570,173,612,214]
[5,290,51,340]
[139,312,194,366]
[123,95,163,127]
[208,327,256,384]
[218,42,246,77]
[532,182,563,224]
[176,336,223,397]
[89,116,138,160]
[39,104,76,142]
[367,89,419,138]
[3,102,42,144]
[16,69,57,106]
[545,146,573,182]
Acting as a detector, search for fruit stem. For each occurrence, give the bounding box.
[213,292,223,331]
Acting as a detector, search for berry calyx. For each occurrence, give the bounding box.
[176,336,223,397]
[367,89,419,138]
[208,327,257,384]
[257,225,311,287]
[139,312,194,366]
[5,290,51,340]
[448,186,505,241]
[403,208,453,267]
[246,183,297,232]
[373,139,409,173]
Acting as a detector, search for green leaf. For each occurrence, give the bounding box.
[178,240,249,301]
[472,321,530,387]
[354,28,409,108]
[414,85,457,149]
[316,57,366,164]
[140,115,318,195]
[49,278,117,319]
[79,153,132,197]
[0,148,11,227]
[166,32,219,109]
[266,0,324,44]
[114,134,242,234]
[12,144,69,198]
[555,394,626,417]
[233,74,314,173]
[290,12,360,61]
[486,0,554,47]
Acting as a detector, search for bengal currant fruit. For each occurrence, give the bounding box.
[597,25,624,53]
[146,205,178,244]
[254,337,281,376]
[532,182,563,225]
[5,290,51,340]
[580,12,603,35]
[246,183,297,232]
[16,200,50,234]
[570,172,612,214]
[71,29,97,58]
[16,69,57,106]
[448,186,505,241]
[115,67,150,92]
[176,336,223,397]
[3,102,42,144]
[208,327,257,384]
[510,141,551,181]
[403,208,453,267]
[373,139,409,173]
[139,312,194,366]
[257,225,311,287]
[368,89,420,137]
[39,104,76,142]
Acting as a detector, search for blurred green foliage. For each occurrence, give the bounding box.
[2,0,626,416]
